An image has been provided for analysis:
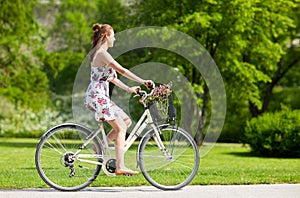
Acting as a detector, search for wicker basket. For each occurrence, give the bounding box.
[148,94,176,125]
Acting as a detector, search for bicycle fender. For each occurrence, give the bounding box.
[40,123,93,140]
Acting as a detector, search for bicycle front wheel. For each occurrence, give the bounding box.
[35,123,102,191]
[138,125,200,190]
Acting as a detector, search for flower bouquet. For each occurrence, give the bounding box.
[144,82,173,123]
[145,82,173,104]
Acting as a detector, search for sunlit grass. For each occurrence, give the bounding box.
[0,138,299,189]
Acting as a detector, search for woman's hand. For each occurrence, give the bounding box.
[127,86,141,94]
[143,80,155,89]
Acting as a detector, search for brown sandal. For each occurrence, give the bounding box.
[115,169,138,176]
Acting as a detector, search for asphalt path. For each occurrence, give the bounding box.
[1,184,299,198]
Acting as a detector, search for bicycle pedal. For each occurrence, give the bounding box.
[123,174,133,176]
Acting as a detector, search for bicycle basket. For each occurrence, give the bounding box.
[146,83,176,125]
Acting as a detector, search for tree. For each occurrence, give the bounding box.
[130,0,300,144]
[48,0,98,53]
[39,0,130,117]
[0,0,49,109]
[46,0,129,53]
[95,0,130,31]
[43,0,129,93]
[244,0,300,117]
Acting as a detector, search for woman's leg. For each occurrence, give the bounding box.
[106,110,132,143]
[107,118,137,175]
[107,118,126,169]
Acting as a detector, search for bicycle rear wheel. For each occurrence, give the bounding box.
[35,123,102,191]
[138,125,200,190]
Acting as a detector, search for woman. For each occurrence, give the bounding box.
[85,23,154,175]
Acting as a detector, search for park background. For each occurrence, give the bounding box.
[0,0,299,188]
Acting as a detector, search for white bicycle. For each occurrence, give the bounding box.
[35,87,200,191]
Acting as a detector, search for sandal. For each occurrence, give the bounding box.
[115,169,138,176]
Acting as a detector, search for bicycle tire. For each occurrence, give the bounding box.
[138,125,200,190]
[35,123,102,191]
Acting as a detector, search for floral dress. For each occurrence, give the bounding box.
[84,65,123,122]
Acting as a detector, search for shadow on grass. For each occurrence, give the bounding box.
[225,151,299,159]
[225,151,255,157]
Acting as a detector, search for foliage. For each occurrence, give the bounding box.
[42,0,129,92]
[48,0,98,53]
[46,0,129,53]
[42,51,85,94]
[245,106,300,157]
[219,99,251,142]
[268,87,300,111]
[0,0,50,110]
[0,0,130,137]
[245,0,300,116]
[131,0,300,143]
[1,0,300,143]
[95,0,130,31]
[1,67,49,109]
[0,96,71,138]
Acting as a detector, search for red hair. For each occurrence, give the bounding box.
[91,23,113,48]
[90,23,113,61]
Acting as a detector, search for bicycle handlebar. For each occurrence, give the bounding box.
[134,89,154,104]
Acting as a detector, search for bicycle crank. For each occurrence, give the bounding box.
[102,158,116,176]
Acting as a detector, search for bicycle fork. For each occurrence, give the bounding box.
[151,124,172,159]
[136,124,171,169]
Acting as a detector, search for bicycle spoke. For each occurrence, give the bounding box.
[35,124,103,191]
[45,140,64,155]
[139,126,199,190]
[52,134,68,153]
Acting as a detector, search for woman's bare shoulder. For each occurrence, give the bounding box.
[97,50,113,59]
[93,50,114,66]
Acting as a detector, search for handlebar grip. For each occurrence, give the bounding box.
[135,87,142,96]
[135,90,147,97]
[145,81,154,89]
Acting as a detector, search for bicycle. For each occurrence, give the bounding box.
[35,87,200,191]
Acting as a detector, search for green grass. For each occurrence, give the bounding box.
[0,138,299,189]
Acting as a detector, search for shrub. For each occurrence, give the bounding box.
[245,107,300,157]
[0,108,71,138]
[0,97,71,138]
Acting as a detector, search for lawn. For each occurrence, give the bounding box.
[0,138,299,189]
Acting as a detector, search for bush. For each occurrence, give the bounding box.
[244,107,300,157]
[0,97,71,138]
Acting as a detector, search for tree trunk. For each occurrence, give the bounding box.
[249,58,300,117]
[195,84,209,146]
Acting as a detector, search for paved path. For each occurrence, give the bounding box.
[1,184,299,198]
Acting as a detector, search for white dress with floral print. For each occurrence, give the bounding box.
[84,65,123,122]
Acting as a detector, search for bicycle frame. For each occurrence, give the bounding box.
[124,108,164,152]
[75,107,168,168]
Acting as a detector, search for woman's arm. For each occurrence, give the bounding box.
[99,51,154,88]
[110,78,140,94]
[108,60,145,84]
